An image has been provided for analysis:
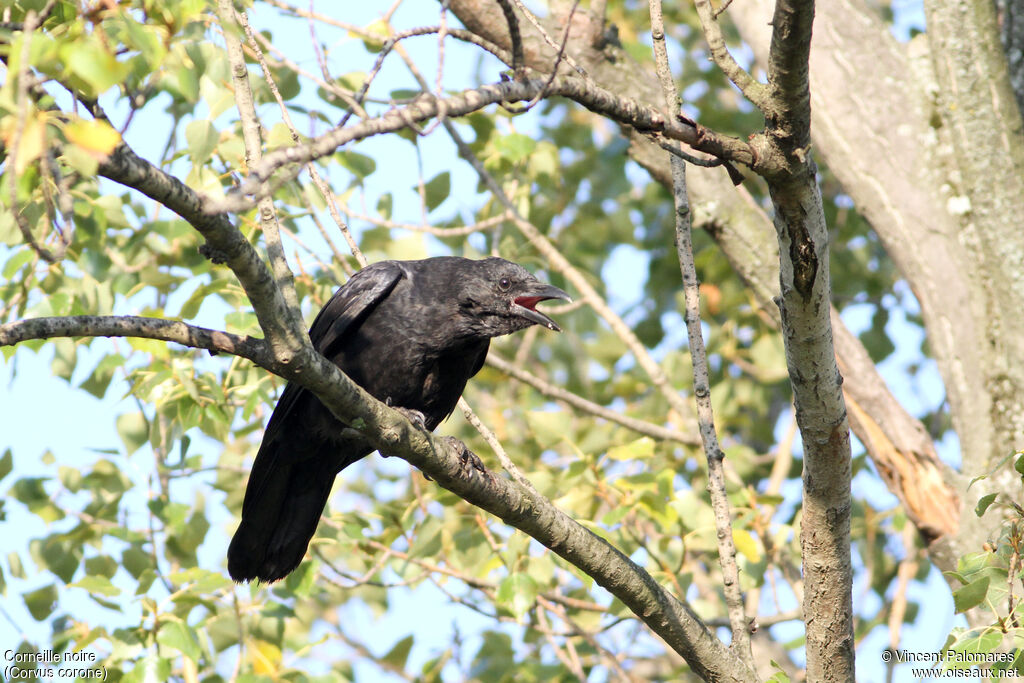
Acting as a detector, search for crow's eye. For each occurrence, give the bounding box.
[498,277,511,291]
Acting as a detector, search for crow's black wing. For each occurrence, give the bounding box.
[309,260,405,356]
[259,261,405,446]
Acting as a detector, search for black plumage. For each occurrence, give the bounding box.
[228,256,570,583]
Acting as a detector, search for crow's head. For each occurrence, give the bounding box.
[454,257,571,337]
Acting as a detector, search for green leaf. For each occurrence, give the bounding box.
[283,558,318,597]
[185,119,218,164]
[58,465,82,492]
[34,537,80,582]
[764,663,792,683]
[84,555,119,579]
[0,449,12,482]
[2,248,34,279]
[51,338,77,381]
[1015,452,1024,477]
[337,150,376,178]
[525,410,570,448]
[8,552,25,579]
[265,122,296,150]
[381,635,414,669]
[496,574,538,621]
[607,437,655,461]
[945,627,1002,662]
[23,584,58,621]
[422,171,451,212]
[493,133,536,163]
[123,546,153,579]
[117,411,150,455]
[748,333,789,382]
[732,529,762,563]
[407,517,443,558]
[70,575,121,597]
[123,655,172,683]
[12,477,64,523]
[156,619,201,663]
[953,576,990,614]
[975,493,998,517]
[377,192,393,220]
[63,39,132,96]
[79,353,125,398]
[601,506,630,525]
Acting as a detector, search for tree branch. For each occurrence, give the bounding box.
[485,353,700,445]
[649,0,752,666]
[757,0,855,678]
[693,0,768,109]
[764,0,814,149]
[236,329,754,681]
[208,77,756,214]
[218,0,303,321]
[95,142,307,362]
[446,0,964,581]
[0,316,271,365]
[237,10,368,268]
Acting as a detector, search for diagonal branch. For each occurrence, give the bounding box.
[94,142,307,361]
[291,347,754,681]
[693,0,768,109]
[485,353,700,445]
[237,10,368,268]
[208,77,756,214]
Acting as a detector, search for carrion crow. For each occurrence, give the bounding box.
[228,256,570,583]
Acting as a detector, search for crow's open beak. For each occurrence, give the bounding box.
[511,283,572,332]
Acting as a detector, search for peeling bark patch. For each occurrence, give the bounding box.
[789,223,818,297]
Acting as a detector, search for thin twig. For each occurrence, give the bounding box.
[508,0,589,77]
[438,117,702,438]
[494,0,525,75]
[693,0,768,108]
[486,352,699,445]
[218,0,303,325]
[346,209,512,237]
[245,27,368,116]
[263,0,514,65]
[887,524,920,652]
[649,0,752,666]
[503,0,582,114]
[0,315,272,365]
[458,396,540,494]
[392,51,705,446]
[7,6,65,263]
[655,137,725,168]
[210,76,754,214]
[237,8,368,267]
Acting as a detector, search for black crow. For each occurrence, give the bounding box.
[228,256,570,583]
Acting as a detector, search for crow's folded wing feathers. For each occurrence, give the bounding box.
[258,261,405,450]
[309,260,405,356]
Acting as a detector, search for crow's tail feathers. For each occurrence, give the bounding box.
[227,412,369,583]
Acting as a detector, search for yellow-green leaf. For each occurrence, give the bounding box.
[66,119,121,159]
